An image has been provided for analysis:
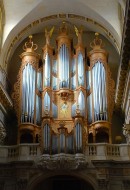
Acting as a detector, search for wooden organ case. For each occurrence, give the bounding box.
[12,23,115,154]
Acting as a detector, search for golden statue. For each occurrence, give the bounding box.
[60,102,69,118]
[45,26,54,45]
[74,25,83,45]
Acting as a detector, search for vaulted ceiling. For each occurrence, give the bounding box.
[0,0,126,69]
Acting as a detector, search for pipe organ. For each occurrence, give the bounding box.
[12,23,115,153]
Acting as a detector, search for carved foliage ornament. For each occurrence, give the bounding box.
[107,66,115,121]
[0,123,6,145]
[35,154,87,170]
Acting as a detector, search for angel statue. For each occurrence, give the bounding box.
[45,26,54,45]
[74,25,83,45]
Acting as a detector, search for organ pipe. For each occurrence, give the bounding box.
[19,36,39,125]
[44,92,50,112]
[88,33,115,143]
[43,124,50,152]
[44,53,51,87]
[59,44,69,88]
[37,71,42,91]
[92,61,107,121]
[78,91,85,116]
[75,123,82,152]
[13,24,115,148]
[78,53,84,86]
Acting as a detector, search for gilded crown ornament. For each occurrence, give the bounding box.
[23,35,38,52]
[90,32,104,49]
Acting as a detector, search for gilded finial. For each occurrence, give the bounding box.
[90,32,104,49]
[29,35,33,41]
[23,35,38,51]
[95,32,99,36]
[59,21,68,34]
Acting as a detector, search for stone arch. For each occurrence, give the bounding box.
[27,170,98,190]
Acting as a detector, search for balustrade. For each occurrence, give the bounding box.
[8,146,19,157]
[0,143,129,163]
[88,145,97,156]
[107,145,120,156]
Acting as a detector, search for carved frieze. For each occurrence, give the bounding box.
[35,154,87,170]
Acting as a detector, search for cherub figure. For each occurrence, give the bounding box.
[74,25,83,45]
[45,26,54,45]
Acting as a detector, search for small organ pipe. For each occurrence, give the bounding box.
[59,44,69,88]
[98,63,102,117]
[80,124,82,149]
[29,65,32,122]
[44,53,50,87]
[92,62,108,121]
[25,65,28,117]
[92,67,96,120]
[102,66,105,118]
[77,124,79,150]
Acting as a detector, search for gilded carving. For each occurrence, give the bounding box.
[123,124,130,144]
[0,124,6,145]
